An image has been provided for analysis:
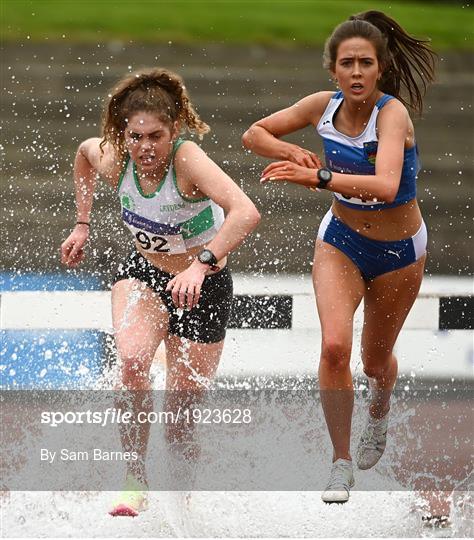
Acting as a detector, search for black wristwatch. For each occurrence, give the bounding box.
[317,167,333,189]
[197,249,220,271]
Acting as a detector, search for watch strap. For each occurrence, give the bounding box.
[197,249,219,271]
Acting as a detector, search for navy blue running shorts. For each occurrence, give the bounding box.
[317,209,427,280]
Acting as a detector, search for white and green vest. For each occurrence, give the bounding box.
[118,140,224,254]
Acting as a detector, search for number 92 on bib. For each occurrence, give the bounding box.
[133,227,187,254]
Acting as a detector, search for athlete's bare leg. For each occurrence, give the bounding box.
[313,239,365,461]
[361,254,426,418]
[164,334,223,457]
[112,278,168,482]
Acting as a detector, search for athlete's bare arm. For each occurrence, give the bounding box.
[77,137,122,187]
[242,91,332,167]
[60,138,121,267]
[173,140,261,262]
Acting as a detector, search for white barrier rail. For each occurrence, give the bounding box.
[1,275,472,379]
[1,275,472,331]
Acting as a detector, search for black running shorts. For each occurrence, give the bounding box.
[112,249,233,344]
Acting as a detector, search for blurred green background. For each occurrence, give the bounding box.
[2,0,472,49]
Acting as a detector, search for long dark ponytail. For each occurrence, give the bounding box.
[323,10,436,115]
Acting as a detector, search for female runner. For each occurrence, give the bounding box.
[61,68,260,515]
[243,10,435,503]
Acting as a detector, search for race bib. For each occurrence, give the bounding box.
[122,208,188,254]
[130,225,187,254]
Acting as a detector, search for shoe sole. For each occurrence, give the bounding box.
[109,504,139,517]
[321,479,354,504]
[356,460,381,470]
[109,499,148,517]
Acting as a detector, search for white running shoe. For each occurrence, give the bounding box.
[356,410,389,470]
[321,458,355,504]
[421,514,451,529]
[421,515,452,537]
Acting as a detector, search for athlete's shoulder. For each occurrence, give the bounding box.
[297,91,337,110]
[174,138,198,150]
[376,96,414,147]
[173,138,205,161]
[377,96,410,128]
[317,90,340,102]
[173,139,212,176]
[79,137,122,185]
[78,137,102,158]
[377,95,408,115]
[78,137,113,162]
[293,91,337,125]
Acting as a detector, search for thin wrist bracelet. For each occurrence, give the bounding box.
[76,221,90,226]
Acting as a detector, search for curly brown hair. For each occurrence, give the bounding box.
[100,67,210,158]
[323,10,436,115]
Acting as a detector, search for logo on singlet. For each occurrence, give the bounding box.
[160,203,185,212]
[363,141,378,165]
[121,193,135,211]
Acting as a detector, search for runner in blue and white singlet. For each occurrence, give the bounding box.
[317,90,419,210]
[243,9,436,508]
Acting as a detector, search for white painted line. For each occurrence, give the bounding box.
[232,274,473,297]
[219,328,474,379]
[0,291,112,331]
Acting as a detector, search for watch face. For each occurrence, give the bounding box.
[199,250,213,264]
[319,169,332,181]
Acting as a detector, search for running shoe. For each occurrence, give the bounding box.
[109,473,148,517]
[421,514,452,537]
[321,458,355,503]
[421,514,451,529]
[356,410,389,470]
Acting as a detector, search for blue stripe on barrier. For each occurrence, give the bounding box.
[0,272,103,291]
[0,330,105,389]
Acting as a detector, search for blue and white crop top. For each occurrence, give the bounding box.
[316,91,420,210]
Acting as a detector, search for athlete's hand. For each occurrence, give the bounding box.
[61,224,89,267]
[260,161,319,190]
[165,260,208,309]
[284,144,322,169]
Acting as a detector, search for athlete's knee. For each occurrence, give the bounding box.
[362,351,396,379]
[320,337,352,371]
[120,353,153,387]
[362,364,385,379]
